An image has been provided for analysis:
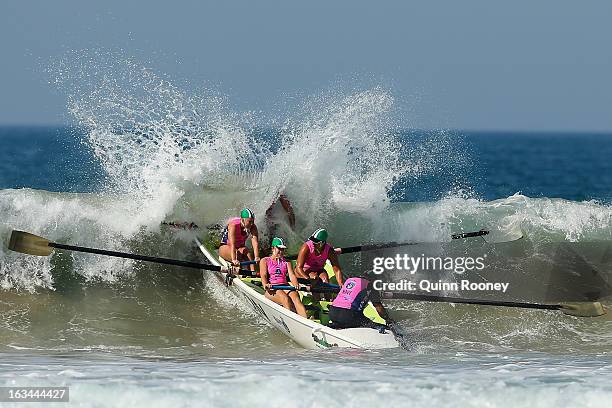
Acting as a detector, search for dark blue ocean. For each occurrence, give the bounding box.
[2,126,611,203]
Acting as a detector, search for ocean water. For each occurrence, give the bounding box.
[3,126,612,204]
[1,56,612,407]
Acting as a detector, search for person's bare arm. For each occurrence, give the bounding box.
[295,244,309,279]
[278,195,296,229]
[373,302,389,320]
[328,250,343,286]
[370,289,395,325]
[250,224,260,261]
[287,263,299,288]
[260,258,270,289]
[228,224,238,265]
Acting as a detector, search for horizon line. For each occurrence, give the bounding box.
[0,123,612,135]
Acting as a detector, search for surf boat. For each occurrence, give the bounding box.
[194,237,400,350]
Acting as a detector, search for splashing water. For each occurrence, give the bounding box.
[1,50,612,294]
[2,51,417,290]
[2,56,612,408]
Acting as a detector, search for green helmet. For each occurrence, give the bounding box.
[271,237,287,249]
[309,228,328,243]
[240,208,255,219]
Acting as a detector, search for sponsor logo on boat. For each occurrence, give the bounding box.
[244,294,271,322]
[311,332,338,348]
[273,316,290,334]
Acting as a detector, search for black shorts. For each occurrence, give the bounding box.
[328,305,386,330]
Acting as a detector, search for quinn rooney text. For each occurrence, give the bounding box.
[372,279,510,293]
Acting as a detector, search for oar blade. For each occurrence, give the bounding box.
[558,302,606,317]
[8,230,53,256]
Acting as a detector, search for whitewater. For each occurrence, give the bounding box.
[1,52,611,407]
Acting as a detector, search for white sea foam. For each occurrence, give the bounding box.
[1,50,611,294]
[1,352,611,408]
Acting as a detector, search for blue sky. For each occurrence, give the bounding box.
[1,1,611,131]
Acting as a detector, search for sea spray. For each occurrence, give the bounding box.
[1,51,610,294]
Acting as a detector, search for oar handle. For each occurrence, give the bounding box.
[295,278,340,289]
[240,260,258,266]
[272,284,339,294]
[270,285,297,291]
[250,280,338,294]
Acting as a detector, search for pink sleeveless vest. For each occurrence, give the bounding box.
[221,217,249,247]
[303,240,332,272]
[266,257,289,285]
[331,277,370,311]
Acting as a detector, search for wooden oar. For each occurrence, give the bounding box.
[282,229,511,260]
[251,281,339,294]
[378,292,606,317]
[451,229,489,240]
[264,277,605,317]
[7,230,253,274]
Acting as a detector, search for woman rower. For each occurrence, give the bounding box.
[329,274,393,330]
[260,237,307,318]
[295,228,344,287]
[219,208,260,273]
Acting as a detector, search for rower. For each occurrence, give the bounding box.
[295,229,344,296]
[328,275,393,330]
[260,237,307,318]
[219,208,260,273]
